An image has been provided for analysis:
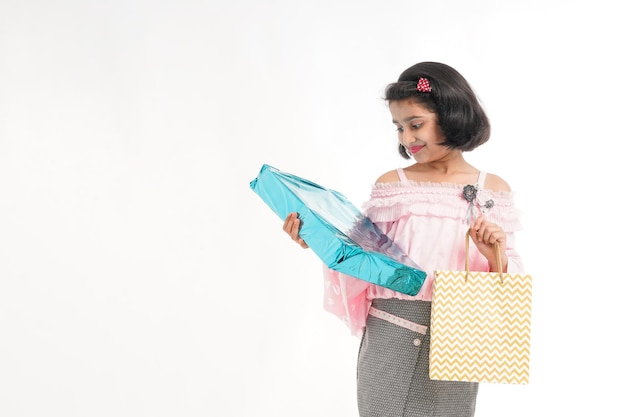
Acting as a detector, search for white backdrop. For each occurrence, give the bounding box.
[1,1,624,416]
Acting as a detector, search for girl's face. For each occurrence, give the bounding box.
[389,99,456,163]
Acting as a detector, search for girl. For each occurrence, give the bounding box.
[283,61,524,417]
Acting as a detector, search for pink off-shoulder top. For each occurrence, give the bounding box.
[322,168,524,336]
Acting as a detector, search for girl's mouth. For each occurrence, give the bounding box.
[409,145,424,154]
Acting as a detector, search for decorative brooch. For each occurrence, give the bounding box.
[462,184,494,223]
[416,77,431,93]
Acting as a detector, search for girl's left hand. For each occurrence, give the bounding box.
[469,215,508,272]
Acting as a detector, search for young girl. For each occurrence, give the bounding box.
[283,61,524,417]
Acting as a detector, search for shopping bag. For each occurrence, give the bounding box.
[429,231,532,384]
[249,164,427,296]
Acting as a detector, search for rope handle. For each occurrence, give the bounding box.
[464,229,504,283]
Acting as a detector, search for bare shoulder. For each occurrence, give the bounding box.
[484,173,511,192]
[375,169,401,184]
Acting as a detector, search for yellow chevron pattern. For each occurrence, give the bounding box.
[429,270,533,384]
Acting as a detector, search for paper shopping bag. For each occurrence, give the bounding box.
[249,164,427,295]
[429,232,533,384]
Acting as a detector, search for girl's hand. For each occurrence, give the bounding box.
[283,212,309,249]
[469,215,508,272]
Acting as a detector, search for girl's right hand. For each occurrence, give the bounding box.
[283,212,309,249]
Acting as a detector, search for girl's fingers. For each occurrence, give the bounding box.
[282,213,293,233]
[283,213,309,248]
[283,213,299,239]
[471,216,505,245]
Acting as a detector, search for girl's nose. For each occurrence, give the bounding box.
[401,129,413,145]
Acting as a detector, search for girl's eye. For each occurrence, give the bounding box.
[395,126,404,133]
[412,123,422,130]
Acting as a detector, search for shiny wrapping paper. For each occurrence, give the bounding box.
[249,164,426,296]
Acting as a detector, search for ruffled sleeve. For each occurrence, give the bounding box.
[322,266,371,337]
[363,183,523,233]
[502,233,525,275]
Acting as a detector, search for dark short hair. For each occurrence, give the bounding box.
[385,62,490,159]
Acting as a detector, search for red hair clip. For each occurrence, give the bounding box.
[416,78,431,93]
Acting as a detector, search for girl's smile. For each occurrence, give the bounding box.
[408,145,425,154]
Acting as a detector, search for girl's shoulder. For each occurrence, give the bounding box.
[484,172,511,193]
[374,169,401,184]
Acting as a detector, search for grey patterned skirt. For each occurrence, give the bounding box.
[357,298,478,417]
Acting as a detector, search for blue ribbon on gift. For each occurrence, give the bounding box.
[250,164,426,296]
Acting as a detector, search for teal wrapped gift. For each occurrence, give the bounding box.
[249,164,426,296]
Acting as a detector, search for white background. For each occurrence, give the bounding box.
[1,1,624,416]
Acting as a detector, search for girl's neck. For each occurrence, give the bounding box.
[405,154,479,184]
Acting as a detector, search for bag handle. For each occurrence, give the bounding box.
[464,229,504,283]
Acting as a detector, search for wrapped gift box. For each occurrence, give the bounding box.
[250,164,426,296]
